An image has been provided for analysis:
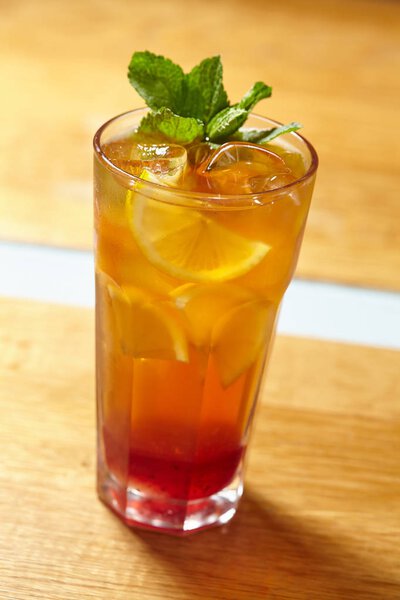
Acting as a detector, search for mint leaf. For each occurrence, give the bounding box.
[207,81,272,141]
[184,56,229,122]
[127,52,300,146]
[206,106,248,142]
[232,128,269,143]
[138,108,204,144]
[258,121,302,142]
[233,122,302,143]
[238,82,272,111]
[128,51,185,113]
[258,122,302,143]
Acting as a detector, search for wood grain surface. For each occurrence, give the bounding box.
[1,0,400,290]
[0,298,399,599]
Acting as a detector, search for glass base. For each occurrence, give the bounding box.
[98,468,243,536]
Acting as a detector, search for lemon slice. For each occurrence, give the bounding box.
[129,146,187,186]
[171,282,257,346]
[126,179,270,282]
[212,300,277,387]
[108,282,188,362]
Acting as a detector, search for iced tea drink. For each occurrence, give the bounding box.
[94,109,317,534]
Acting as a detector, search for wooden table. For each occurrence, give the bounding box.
[1,0,400,598]
[1,298,399,600]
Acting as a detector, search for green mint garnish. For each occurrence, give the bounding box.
[127,51,301,145]
[206,106,248,142]
[238,82,272,111]
[233,122,303,144]
[128,51,185,114]
[183,56,229,122]
[138,108,204,144]
[206,82,273,142]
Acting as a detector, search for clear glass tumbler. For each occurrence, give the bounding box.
[93,109,318,535]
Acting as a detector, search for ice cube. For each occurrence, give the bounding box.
[187,143,215,168]
[198,142,294,194]
[249,172,297,193]
[276,150,306,179]
[127,143,187,184]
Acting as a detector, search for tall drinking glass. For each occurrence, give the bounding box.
[93,109,318,535]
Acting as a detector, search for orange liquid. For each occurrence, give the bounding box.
[95,132,314,501]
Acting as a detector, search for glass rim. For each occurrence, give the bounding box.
[93,107,319,206]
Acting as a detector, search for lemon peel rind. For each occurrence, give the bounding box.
[127,190,271,283]
[107,281,189,363]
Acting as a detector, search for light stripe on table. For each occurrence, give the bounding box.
[0,240,399,350]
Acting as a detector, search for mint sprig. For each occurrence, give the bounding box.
[233,122,303,144]
[238,82,272,111]
[138,108,204,144]
[127,51,301,145]
[183,56,229,122]
[206,106,248,142]
[128,51,185,114]
[206,82,273,142]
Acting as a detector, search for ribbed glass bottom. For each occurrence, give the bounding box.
[98,464,243,536]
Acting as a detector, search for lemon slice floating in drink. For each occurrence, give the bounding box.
[107,281,188,362]
[171,282,257,347]
[212,300,277,387]
[126,170,270,283]
[171,282,276,387]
